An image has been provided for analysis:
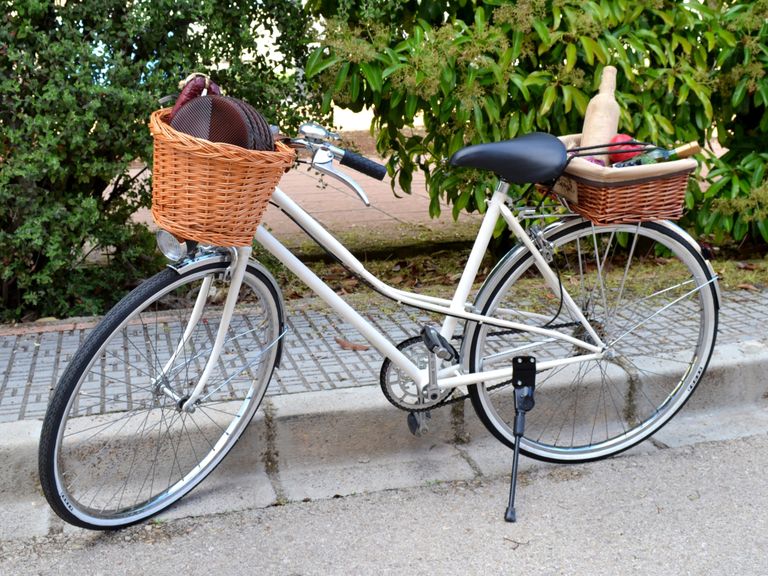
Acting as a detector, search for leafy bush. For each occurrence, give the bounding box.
[307,0,768,244]
[1,0,318,321]
[688,1,768,244]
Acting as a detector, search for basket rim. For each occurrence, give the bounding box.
[562,167,694,189]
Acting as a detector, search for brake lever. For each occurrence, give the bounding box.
[312,148,371,206]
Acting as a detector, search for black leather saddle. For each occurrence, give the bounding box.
[450,132,568,184]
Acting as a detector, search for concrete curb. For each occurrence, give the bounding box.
[2,339,767,539]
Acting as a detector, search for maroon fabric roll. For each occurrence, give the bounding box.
[169,95,274,151]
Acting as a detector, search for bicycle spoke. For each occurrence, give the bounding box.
[42,264,282,527]
[470,220,717,462]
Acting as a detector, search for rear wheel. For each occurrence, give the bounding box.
[467,219,718,463]
[38,260,283,529]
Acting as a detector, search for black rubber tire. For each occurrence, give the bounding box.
[39,262,283,529]
[466,219,718,463]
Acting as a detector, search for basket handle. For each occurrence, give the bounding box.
[168,73,222,121]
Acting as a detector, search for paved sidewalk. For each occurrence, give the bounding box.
[1,288,768,425]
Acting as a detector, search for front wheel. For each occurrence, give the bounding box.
[466,219,718,463]
[38,259,284,529]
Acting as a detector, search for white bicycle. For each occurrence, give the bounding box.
[38,124,720,529]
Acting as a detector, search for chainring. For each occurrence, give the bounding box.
[379,336,454,412]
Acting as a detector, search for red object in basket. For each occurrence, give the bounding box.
[608,134,644,164]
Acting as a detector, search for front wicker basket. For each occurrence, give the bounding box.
[149,108,296,246]
[549,134,697,225]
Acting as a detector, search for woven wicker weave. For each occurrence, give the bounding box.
[556,172,692,225]
[149,108,295,246]
[549,134,697,225]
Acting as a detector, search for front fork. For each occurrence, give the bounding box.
[153,246,253,412]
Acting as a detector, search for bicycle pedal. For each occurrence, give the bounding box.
[420,326,457,362]
[407,411,431,437]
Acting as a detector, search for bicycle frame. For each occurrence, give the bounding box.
[177,178,607,409]
[253,181,605,391]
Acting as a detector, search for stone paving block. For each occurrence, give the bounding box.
[1,288,768,424]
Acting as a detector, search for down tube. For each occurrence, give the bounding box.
[254,226,424,384]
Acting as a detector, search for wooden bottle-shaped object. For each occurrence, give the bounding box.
[580,66,620,165]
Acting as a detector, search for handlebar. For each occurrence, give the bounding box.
[285,122,388,205]
[339,149,387,180]
[288,122,387,181]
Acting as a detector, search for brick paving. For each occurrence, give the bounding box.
[0,286,765,423]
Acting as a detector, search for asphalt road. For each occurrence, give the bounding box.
[2,432,767,576]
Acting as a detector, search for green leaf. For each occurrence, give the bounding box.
[485,97,500,123]
[704,176,729,198]
[733,216,748,241]
[562,85,573,113]
[580,36,595,65]
[539,85,557,116]
[731,77,748,108]
[570,88,589,116]
[359,62,383,93]
[350,73,361,101]
[381,63,404,79]
[306,50,341,79]
[566,43,577,73]
[685,189,695,210]
[449,132,465,156]
[751,162,766,189]
[715,27,737,48]
[333,61,350,93]
[321,90,333,114]
[656,115,674,135]
[731,175,741,199]
[474,186,487,213]
[454,189,471,213]
[757,220,768,244]
[507,113,520,138]
[533,21,551,45]
[510,75,531,101]
[511,31,523,61]
[757,84,768,108]
[405,95,418,119]
[473,102,487,140]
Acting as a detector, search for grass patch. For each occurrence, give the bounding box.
[252,241,768,311]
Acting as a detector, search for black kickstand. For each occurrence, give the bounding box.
[505,356,536,523]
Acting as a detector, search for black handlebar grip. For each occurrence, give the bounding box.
[340,150,387,181]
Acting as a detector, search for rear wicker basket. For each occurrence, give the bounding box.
[549,134,697,225]
[149,108,296,246]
